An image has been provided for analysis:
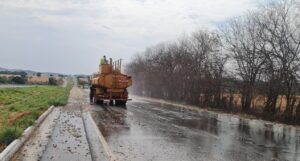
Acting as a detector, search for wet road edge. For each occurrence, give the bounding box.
[82,109,118,161]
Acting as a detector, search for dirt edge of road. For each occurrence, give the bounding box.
[0,106,55,161]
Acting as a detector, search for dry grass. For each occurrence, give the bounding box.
[27,76,49,84]
[27,76,63,85]
[221,93,300,111]
[0,144,6,152]
[9,111,32,124]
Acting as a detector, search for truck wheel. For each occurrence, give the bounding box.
[93,91,103,105]
[97,100,104,105]
[109,100,114,106]
[90,87,95,104]
[90,95,94,104]
[116,100,126,106]
[92,90,96,104]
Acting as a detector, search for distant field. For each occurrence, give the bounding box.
[27,76,63,85]
[0,79,73,151]
[0,75,64,85]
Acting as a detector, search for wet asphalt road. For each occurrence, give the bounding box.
[90,96,300,161]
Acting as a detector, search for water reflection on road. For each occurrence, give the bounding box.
[91,98,300,161]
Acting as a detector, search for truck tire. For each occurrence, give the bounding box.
[116,100,126,106]
[92,90,103,105]
[90,87,94,103]
[97,100,104,105]
[92,91,97,104]
[109,100,114,106]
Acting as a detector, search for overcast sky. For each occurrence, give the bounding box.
[0,0,265,74]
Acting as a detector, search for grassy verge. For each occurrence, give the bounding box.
[0,78,73,151]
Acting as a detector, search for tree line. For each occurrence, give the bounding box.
[126,0,300,124]
[0,71,27,84]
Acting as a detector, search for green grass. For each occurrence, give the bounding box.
[0,127,22,145]
[0,79,73,148]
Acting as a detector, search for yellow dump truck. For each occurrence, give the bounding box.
[90,59,132,105]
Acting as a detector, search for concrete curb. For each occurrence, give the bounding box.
[0,105,55,161]
[85,111,118,161]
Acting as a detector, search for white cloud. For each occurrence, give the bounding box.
[0,0,263,74]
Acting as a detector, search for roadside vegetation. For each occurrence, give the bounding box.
[27,74,65,85]
[0,71,66,85]
[0,71,27,84]
[0,78,73,151]
[126,0,300,125]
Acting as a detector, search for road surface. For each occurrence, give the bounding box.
[89,95,300,161]
[10,85,300,161]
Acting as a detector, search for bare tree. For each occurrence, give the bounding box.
[126,0,300,124]
[222,12,266,112]
[258,0,300,119]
